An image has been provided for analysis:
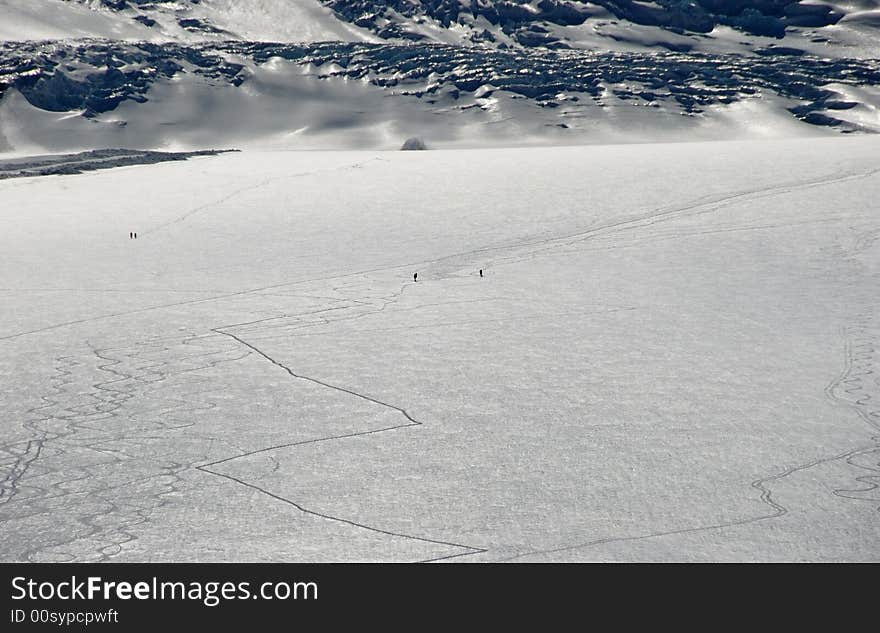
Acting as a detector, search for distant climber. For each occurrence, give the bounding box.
[129,232,133,239]
[413,272,418,282]
[479,269,483,278]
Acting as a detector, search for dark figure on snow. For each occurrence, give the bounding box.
[134,232,137,239]
[479,269,483,278]
[413,272,418,282]
[129,232,133,239]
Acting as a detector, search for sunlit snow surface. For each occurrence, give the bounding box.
[0,138,878,561]
[0,0,372,43]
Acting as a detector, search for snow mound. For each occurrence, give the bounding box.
[401,137,428,150]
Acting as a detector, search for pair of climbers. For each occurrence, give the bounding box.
[412,269,483,282]
[129,232,138,239]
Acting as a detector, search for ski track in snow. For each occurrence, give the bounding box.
[202,327,487,563]
[139,156,387,238]
[2,160,878,342]
[498,314,880,562]
[499,227,880,561]
[0,335,250,562]
[202,214,880,563]
[1,151,879,561]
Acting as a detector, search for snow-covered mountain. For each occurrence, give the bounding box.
[0,0,371,42]
[0,0,878,152]
[7,0,877,55]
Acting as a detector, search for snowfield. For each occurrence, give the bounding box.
[1,137,878,562]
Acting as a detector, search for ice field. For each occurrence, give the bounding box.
[0,137,878,561]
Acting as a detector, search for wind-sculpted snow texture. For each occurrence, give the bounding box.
[1,40,879,133]
[0,138,878,561]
